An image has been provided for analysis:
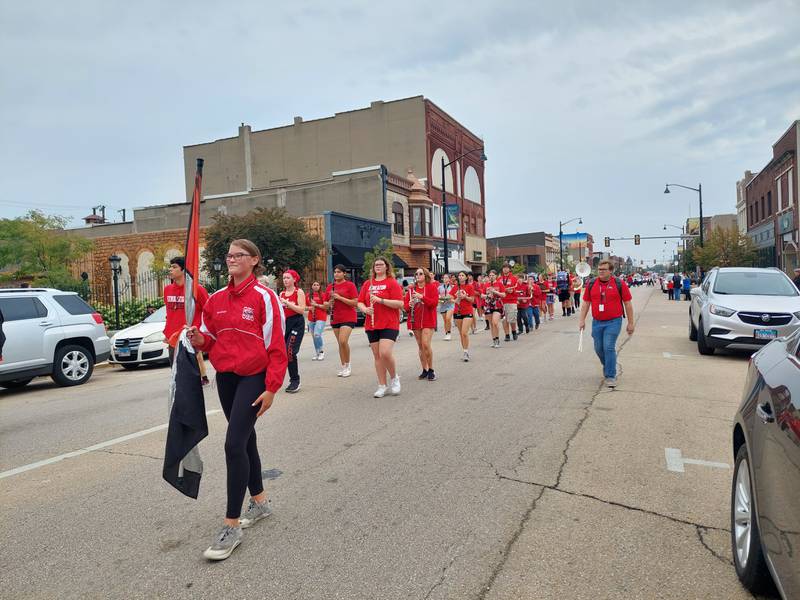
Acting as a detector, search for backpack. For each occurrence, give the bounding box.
[556,271,569,291]
[586,276,626,319]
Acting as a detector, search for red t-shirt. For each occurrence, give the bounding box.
[499,273,518,304]
[449,283,475,316]
[516,282,531,308]
[583,277,632,321]
[404,282,439,330]
[358,277,403,331]
[306,289,328,322]
[483,280,506,309]
[325,280,358,325]
[163,282,209,346]
[531,283,543,303]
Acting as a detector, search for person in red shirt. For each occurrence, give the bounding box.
[279,269,306,394]
[499,263,519,342]
[467,273,479,334]
[306,281,328,361]
[163,256,210,365]
[530,275,543,329]
[482,270,506,348]
[450,271,476,362]
[477,274,490,331]
[516,274,532,334]
[187,238,287,561]
[404,266,440,380]
[324,264,359,378]
[357,257,404,398]
[578,259,635,388]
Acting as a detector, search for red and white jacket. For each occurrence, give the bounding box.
[199,275,288,394]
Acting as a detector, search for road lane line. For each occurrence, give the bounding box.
[664,447,730,473]
[0,409,223,481]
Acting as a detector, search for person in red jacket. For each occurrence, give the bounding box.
[357,256,404,398]
[324,264,359,378]
[163,256,209,364]
[450,271,476,362]
[404,266,439,380]
[187,238,287,561]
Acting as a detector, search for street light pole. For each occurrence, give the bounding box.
[108,254,121,330]
[664,183,703,247]
[440,148,488,275]
[558,217,582,270]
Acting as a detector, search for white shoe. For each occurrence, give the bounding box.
[336,366,345,376]
[444,333,452,341]
[318,351,325,361]
[463,351,470,362]
[311,354,319,361]
[374,385,388,398]
[390,375,401,395]
[341,365,351,378]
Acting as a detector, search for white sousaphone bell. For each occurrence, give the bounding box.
[575,262,591,278]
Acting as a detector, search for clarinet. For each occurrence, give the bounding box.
[328,282,335,317]
[410,286,421,329]
[369,280,376,329]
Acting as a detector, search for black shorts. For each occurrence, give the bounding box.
[453,313,473,320]
[558,290,571,302]
[485,308,504,315]
[366,328,399,343]
[332,322,357,329]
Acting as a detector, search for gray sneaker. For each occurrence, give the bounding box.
[239,498,272,529]
[606,378,617,388]
[203,525,242,561]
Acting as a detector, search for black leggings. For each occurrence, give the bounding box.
[285,315,305,383]
[216,371,266,519]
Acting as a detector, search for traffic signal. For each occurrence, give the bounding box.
[604,236,610,248]
[634,234,641,245]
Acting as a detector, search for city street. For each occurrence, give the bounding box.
[0,286,770,599]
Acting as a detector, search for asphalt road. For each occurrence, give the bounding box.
[0,286,773,599]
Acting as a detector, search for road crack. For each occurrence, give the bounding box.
[95,449,161,461]
[695,526,733,565]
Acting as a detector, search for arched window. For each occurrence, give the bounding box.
[392,201,405,235]
[464,166,481,204]
[431,148,454,192]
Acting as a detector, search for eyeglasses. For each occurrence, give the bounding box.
[225,252,252,261]
[415,271,424,276]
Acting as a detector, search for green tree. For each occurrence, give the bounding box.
[362,238,394,280]
[0,210,93,287]
[203,208,323,278]
[691,227,756,270]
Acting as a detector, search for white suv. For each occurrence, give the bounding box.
[0,288,111,389]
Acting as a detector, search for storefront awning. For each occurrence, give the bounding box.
[332,245,409,269]
[435,257,471,273]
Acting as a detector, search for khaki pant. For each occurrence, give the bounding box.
[502,303,518,323]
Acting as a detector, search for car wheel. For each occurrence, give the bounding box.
[689,310,698,341]
[0,377,34,389]
[731,444,771,593]
[121,363,139,370]
[51,344,94,387]
[697,319,715,355]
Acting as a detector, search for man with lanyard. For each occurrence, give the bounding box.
[164,256,209,365]
[578,259,634,388]
[499,263,519,341]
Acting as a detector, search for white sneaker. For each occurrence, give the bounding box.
[312,353,319,361]
[374,385,388,398]
[318,351,325,361]
[336,365,345,376]
[463,351,470,362]
[444,333,452,341]
[390,375,401,395]
[341,365,351,378]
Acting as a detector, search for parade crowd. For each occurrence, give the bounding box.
[164,239,634,560]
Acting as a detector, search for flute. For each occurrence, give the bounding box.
[369,290,375,328]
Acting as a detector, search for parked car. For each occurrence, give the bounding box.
[0,288,111,388]
[730,332,800,597]
[109,306,170,369]
[689,267,800,355]
[661,273,675,293]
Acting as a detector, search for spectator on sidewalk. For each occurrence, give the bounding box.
[682,272,692,301]
[578,259,635,388]
[672,272,682,301]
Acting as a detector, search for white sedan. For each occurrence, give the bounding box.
[109,306,170,369]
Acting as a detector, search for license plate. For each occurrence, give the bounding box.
[116,347,131,357]
[754,329,778,340]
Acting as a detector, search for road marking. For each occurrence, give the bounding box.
[665,448,730,473]
[662,352,687,359]
[0,409,223,481]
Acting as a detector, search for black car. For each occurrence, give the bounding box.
[731,331,800,597]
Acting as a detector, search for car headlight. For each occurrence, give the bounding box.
[709,304,735,317]
[143,332,166,343]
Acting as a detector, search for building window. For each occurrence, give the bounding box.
[411,207,422,236]
[424,207,432,237]
[777,177,783,210]
[767,191,772,216]
[392,202,404,235]
[790,170,794,207]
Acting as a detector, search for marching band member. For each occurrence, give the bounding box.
[307,281,327,361]
[450,271,476,361]
[280,270,306,393]
[404,267,439,380]
[325,265,359,378]
[482,270,506,348]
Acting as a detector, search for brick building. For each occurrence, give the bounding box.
[746,120,799,271]
[487,232,561,273]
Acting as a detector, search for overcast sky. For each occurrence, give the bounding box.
[2,0,799,264]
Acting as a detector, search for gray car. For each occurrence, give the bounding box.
[0,288,111,388]
[689,267,800,355]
